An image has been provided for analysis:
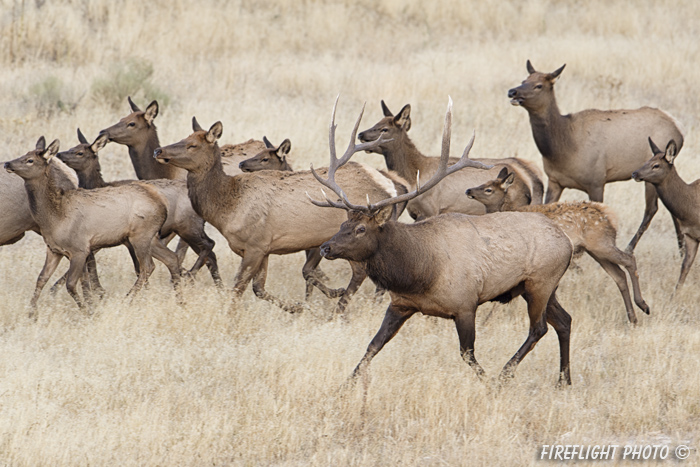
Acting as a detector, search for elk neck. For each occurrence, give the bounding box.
[76,159,108,189]
[526,94,575,163]
[379,134,428,183]
[655,167,696,223]
[127,125,177,180]
[186,149,240,221]
[24,165,68,219]
[363,222,438,295]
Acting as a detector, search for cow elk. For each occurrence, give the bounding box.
[238,137,294,172]
[56,129,222,286]
[358,100,544,220]
[313,98,575,386]
[508,60,685,252]
[153,102,405,313]
[633,138,700,291]
[4,138,181,314]
[467,168,649,324]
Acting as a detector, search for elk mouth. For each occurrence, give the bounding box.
[632,172,644,182]
[155,157,170,165]
[4,163,15,173]
[510,97,523,106]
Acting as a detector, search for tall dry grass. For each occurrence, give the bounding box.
[1,0,699,465]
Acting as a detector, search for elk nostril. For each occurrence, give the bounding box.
[153,148,162,158]
[320,244,330,257]
[508,89,517,98]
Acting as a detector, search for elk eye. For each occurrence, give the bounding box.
[485,188,492,194]
[262,158,269,162]
[356,225,366,234]
[187,145,197,150]
[127,122,136,127]
[77,152,84,156]
[535,84,543,89]
[653,164,660,169]
[381,128,389,133]
[27,159,34,164]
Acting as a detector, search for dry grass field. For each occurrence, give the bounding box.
[1,0,700,465]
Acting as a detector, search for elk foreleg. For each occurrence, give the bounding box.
[149,237,183,302]
[544,293,572,386]
[675,235,698,292]
[334,261,368,314]
[29,247,64,318]
[125,238,156,297]
[454,307,486,380]
[626,183,659,252]
[349,304,413,381]
[303,248,344,300]
[65,251,90,311]
[176,228,222,287]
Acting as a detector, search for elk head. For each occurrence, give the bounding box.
[4,137,60,180]
[508,60,565,111]
[56,129,109,173]
[238,137,292,172]
[154,117,223,173]
[310,97,488,261]
[465,167,514,212]
[632,138,679,185]
[357,101,412,153]
[99,97,159,145]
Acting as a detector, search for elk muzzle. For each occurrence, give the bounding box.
[320,241,338,260]
[4,162,14,173]
[508,88,523,106]
[631,170,644,182]
[153,147,170,164]
[465,188,475,199]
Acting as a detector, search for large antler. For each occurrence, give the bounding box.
[308,96,492,213]
[307,96,391,210]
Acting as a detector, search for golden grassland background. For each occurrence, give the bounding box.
[1,0,700,465]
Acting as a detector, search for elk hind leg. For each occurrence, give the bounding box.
[176,227,222,287]
[246,254,301,313]
[334,261,368,314]
[588,253,638,324]
[545,293,572,386]
[626,183,659,252]
[303,248,344,300]
[675,235,698,292]
[454,306,486,380]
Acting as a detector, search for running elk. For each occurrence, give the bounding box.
[4,138,181,314]
[56,129,222,285]
[314,98,575,385]
[467,168,649,324]
[633,138,700,291]
[153,103,404,313]
[358,100,544,220]
[508,60,685,252]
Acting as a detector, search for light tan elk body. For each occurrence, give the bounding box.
[56,129,222,286]
[508,61,685,251]
[153,110,403,313]
[466,168,648,324]
[314,99,574,385]
[357,100,544,220]
[4,138,181,313]
[633,139,700,291]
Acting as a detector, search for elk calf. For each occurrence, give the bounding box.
[358,100,544,220]
[313,99,574,385]
[57,129,222,285]
[633,139,700,290]
[4,138,181,314]
[467,168,649,324]
[508,60,685,252]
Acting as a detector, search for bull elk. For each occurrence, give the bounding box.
[357,100,544,220]
[633,138,700,291]
[4,138,181,314]
[313,98,575,385]
[508,60,685,252]
[56,129,222,286]
[152,104,404,313]
[466,168,649,324]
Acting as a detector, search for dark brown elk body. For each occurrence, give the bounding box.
[508,61,685,251]
[315,99,574,385]
[153,111,402,313]
[357,100,544,220]
[56,129,222,285]
[4,138,181,313]
[467,168,648,324]
[633,139,700,290]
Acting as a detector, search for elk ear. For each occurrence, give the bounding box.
[77,128,89,145]
[648,137,663,156]
[144,101,159,125]
[549,64,566,82]
[394,104,411,131]
[526,60,536,74]
[496,167,509,181]
[501,172,515,191]
[206,122,223,143]
[262,136,274,148]
[128,96,141,112]
[374,205,394,226]
[36,136,46,152]
[381,100,393,117]
[277,139,291,160]
[192,117,204,132]
[91,133,109,154]
[664,140,678,165]
[44,139,60,161]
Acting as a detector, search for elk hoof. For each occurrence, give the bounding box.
[285,301,305,314]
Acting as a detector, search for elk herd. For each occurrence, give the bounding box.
[1,61,694,386]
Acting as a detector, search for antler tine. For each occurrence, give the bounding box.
[366,98,490,213]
